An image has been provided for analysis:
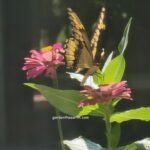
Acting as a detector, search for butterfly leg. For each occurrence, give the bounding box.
[81,66,99,86]
[75,68,84,73]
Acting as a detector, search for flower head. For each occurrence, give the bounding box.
[22,43,65,79]
[78,81,132,107]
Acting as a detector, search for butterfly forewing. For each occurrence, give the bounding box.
[65,8,93,69]
[91,7,106,60]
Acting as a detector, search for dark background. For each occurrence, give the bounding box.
[0,0,150,149]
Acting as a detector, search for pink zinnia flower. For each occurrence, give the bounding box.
[78,81,132,107]
[22,43,65,79]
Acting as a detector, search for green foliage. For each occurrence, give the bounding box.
[117,143,137,150]
[118,138,150,150]
[24,83,84,116]
[118,18,132,54]
[57,26,67,43]
[94,18,132,85]
[103,54,125,84]
[102,51,114,73]
[64,137,150,150]
[24,83,108,117]
[64,136,103,150]
[78,104,100,116]
[111,98,121,107]
[110,123,121,148]
[93,54,125,85]
[93,69,104,85]
[95,18,132,85]
[110,107,150,123]
[135,138,150,150]
[78,103,107,117]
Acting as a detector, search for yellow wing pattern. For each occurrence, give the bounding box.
[65,8,93,69]
[91,7,106,60]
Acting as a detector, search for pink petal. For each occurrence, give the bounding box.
[26,66,45,79]
[52,43,65,53]
[42,51,53,61]
[30,50,45,61]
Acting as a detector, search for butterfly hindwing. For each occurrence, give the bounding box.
[65,37,79,68]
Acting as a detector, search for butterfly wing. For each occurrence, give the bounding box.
[65,8,93,69]
[81,7,106,85]
[65,37,79,68]
[77,29,93,69]
[91,7,106,60]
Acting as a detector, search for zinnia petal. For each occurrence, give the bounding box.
[78,81,132,107]
[22,43,65,79]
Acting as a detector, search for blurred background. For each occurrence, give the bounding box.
[0,0,150,149]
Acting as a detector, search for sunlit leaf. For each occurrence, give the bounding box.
[24,83,84,116]
[93,69,104,85]
[118,138,150,150]
[64,136,103,150]
[78,104,99,116]
[118,18,132,54]
[78,103,106,117]
[110,107,150,123]
[111,98,121,107]
[102,51,114,73]
[103,55,125,84]
[135,138,150,150]
[117,143,137,150]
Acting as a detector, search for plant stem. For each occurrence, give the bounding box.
[52,75,65,150]
[105,105,112,150]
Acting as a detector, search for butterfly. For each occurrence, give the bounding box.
[65,7,106,85]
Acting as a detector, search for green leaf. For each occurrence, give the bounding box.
[93,69,104,85]
[24,83,84,116]
[118,18,132,54]
[63,136,103,150]
[78,104,99,116]
[78,103,106,117]
[118,138,150,150]
[111,98,121,107]
[102,51,114,73]
[57,26,67,43]
[24,83,105,117]
[110,107,150,123]
[110,123,121,148]
[135,138,150,150]
[103,55,125,84]
[117,143,137,150]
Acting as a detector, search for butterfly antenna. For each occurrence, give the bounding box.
[101,48,105,59]
[91,7,106,60]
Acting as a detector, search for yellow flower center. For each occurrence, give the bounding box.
[41,45,52,53]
